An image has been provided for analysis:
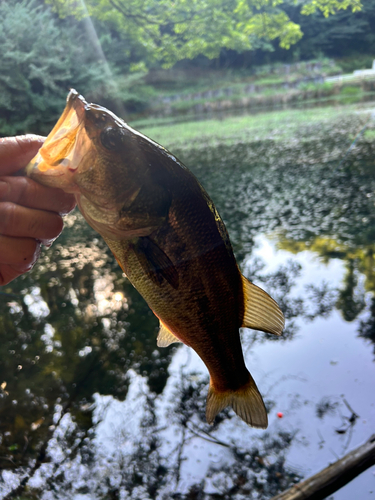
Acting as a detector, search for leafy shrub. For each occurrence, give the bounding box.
[339,85,362,104]
[0,0,113,136]
[338,55,375,74]
[340,85,361,95]
[298,81,334,93]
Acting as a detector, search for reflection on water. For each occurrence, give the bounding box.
[1,109,375,499]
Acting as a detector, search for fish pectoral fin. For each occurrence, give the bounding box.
[206,374,268,428]
[157,320,182,347]
[241,274,284,335]
[136,237,179,290]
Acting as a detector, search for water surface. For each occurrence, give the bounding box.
[1,107,375,499]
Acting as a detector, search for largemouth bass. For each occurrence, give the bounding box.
[26,90,284,428]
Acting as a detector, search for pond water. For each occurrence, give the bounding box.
[1,107,375,499]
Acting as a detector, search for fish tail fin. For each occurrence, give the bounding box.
[206,374,268,429]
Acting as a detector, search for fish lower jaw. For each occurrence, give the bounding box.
[26,161,80,193]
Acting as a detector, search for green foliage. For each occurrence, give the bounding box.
[47,0,362,69]
[339,84,362,104]
[364,129,375,140]
[283,0,375,61]
[0,0,110,136]
[340,85,361,95]
[298,81,334,92]
[88,72,157,114]
[338,54,375,73]
[301,0,362,16]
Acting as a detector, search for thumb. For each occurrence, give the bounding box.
[0,135,45,176]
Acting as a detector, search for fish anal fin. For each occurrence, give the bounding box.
[241,274,284,336]
[206,374,268,429]
[157,320,182,348]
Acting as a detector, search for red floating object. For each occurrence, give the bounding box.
[277,412,283,418]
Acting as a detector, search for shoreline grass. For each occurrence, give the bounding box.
[133,101,375,150]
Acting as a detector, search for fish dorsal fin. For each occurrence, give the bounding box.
[241,274,284,336]
[157,320,182,347]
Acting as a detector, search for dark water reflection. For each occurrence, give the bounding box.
[1,110,375,499]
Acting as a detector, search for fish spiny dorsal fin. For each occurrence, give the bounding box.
[240,274,284,336]
[157,320,182,347]
[206,374,268,428]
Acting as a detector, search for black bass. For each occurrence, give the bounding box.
[26,90,284,428]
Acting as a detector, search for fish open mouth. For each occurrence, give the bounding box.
[26,89,90,189]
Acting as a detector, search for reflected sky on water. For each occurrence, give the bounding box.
[1,106,375,499]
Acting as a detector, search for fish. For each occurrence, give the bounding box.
[26,89,284,428]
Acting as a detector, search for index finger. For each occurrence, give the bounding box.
[0,176,76,215]
[0,135,45,176]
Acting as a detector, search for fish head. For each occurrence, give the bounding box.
[26,89,150,237]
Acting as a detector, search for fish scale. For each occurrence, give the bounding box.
[26,89,284,429]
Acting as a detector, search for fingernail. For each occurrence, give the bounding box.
[39,237,56,248]
[33,241,42,261]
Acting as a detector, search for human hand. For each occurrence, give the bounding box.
[0,135,76,286]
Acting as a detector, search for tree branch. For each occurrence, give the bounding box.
[108,0,160,25]
[270,434,375,500]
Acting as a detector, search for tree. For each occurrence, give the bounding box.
[0,0,110,136]
[47,0,362,69]
[280,0,375,62]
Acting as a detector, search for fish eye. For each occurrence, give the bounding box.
[100,127,124,151]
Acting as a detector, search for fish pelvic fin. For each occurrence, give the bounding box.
[241,274,284,336]
[157,319,182,347]
[206,375,268,429]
